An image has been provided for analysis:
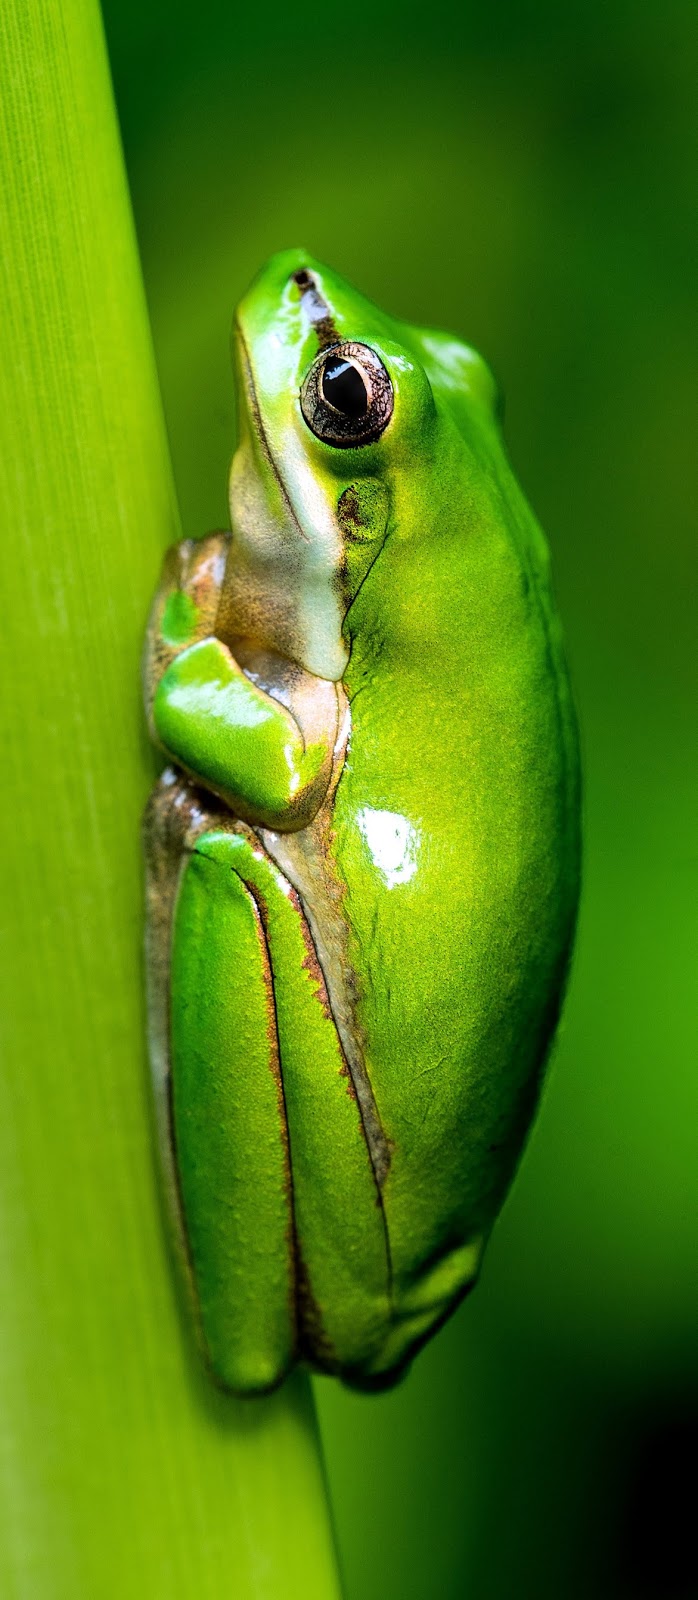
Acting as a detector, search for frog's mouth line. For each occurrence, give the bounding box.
[233,320,310,546]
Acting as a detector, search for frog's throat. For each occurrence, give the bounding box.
[228,326,349,684]
[234,324,309,548]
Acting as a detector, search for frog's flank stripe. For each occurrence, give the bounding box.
[259,811,394,1191]
[243,874,307,1352]
[291,893,394,1315]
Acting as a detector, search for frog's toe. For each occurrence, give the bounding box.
[342,1235,485,1392]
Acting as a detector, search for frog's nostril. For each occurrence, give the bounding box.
[292,268,313,290]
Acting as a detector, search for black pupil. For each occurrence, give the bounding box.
[321,358,369,418]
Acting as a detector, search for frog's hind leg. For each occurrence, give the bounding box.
[168,824,296,1396]
[146,776,391,1394]
[192,831,392,1381]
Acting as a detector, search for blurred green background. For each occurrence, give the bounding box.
[102,2,697,1594]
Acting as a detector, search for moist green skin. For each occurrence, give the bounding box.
[144,249,581,1395]
[334,387,579,1375]
[169,828,389,1394]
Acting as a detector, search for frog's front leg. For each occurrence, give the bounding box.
[144,530,230,690]
[144,534,340,831]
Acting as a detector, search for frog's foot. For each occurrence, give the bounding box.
[341,1236,485,1393]
[151,785,391,1394]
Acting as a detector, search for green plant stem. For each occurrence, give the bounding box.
[0,2,341,1595]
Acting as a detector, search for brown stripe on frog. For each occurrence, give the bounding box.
[245,866,345,1369]
[292,267,340,350]
[243,875,295,1181]
[295,1247,337,1372]
[290,882,359,1105]
[244,873,300,1347]
[287,881,334,1025]
[260,800,393,1193]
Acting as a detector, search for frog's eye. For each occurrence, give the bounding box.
[300,342,394,448]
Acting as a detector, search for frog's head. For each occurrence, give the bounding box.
[227,249,499,680]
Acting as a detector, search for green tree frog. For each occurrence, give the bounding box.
[143,250,581,1396]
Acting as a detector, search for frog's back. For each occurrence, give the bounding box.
[327,348,580,1361]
